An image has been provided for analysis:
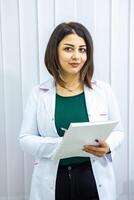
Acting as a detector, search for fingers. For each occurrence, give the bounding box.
[83,145,105,157]
[98,140,108,148]
[83,147,104,157]
[83,140,110,157]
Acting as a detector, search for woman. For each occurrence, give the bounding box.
[19,22,124,200]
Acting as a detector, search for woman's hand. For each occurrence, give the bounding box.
[83,140,110,157]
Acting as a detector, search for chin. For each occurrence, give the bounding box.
[69,67,82,74]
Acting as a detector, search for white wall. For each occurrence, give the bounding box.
[0,0,133,199]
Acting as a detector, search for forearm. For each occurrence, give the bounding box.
[19,134,62,158]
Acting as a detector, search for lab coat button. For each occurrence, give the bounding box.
[99,184,102,187]
[68,166,72,170]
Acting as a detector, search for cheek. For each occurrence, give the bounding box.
[83,55,87,63]
[59,53,71,63]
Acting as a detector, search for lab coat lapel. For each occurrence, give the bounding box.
[40,79,98,130]
[84,83,98,122]
[40,79,58,134]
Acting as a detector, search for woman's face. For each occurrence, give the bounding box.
[58,34,87,77]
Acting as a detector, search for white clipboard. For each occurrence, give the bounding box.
[52,120,118,160]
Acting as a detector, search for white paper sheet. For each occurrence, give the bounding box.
[52,120,118,160]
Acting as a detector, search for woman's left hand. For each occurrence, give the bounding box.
[83,140,110,157]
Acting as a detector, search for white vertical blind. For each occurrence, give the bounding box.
[111,1,130,199]
[0,0,24,199]
[38,0,55,83]
[94,0,111,82]
[0,0,133,199]
[129,0,134,199]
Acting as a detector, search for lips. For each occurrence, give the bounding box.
[69,63,81,67]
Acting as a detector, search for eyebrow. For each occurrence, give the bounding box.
[63,43,86,47]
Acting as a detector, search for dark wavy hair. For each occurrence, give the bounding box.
[45,22,94,88]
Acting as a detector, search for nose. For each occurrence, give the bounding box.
[71,50,80,60]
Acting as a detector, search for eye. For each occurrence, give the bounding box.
[64,47,73,52]
[79,48,87,53]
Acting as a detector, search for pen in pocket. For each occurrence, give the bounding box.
[60,127,67,131]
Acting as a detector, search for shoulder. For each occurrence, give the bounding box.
[28,78,55,100]
[91,80,117,103]
[92,79,112,92]
[90,80,116,100]
[31,78,55,93]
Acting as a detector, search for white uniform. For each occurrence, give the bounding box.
[19,78,124,200]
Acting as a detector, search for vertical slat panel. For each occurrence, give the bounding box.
[18,0,39,198]
[0,0,24,199]
[38,0,54,83]
[77,0,95,40]
[55,0,76,25]
[19,0,39,107]
[77,0,96,80]
[111,0,129,199]
[129,0,134,199]
[94,0,110,82]
[0,0,8,198]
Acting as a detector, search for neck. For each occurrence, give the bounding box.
[57,73,84,93]
[60,73,81,86]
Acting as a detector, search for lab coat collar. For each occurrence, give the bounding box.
[38,78,97,127]
[39,78,56,91]
[39,77,97,91]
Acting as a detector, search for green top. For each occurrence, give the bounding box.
[55,91,90,165]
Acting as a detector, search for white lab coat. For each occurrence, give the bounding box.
[19,78,124,200]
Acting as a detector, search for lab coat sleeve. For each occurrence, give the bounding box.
[19,86,62,159]
[104,83,124,160]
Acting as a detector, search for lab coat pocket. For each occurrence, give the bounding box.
[89,112,109,122]
[32,161,55,189]
[99,113,109,121]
